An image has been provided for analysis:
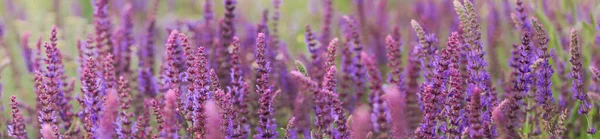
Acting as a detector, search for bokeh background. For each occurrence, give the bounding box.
[1,0,600,138]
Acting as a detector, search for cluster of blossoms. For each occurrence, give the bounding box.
[2,0,600,139]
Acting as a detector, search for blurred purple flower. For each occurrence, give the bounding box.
[20,33,34,73]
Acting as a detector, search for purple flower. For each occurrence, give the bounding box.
[269,0,282,51]
[410,20,436,84]
[93,0,113,58]
[41,38,64,132]
[515,0,532,32]
[289,70,327,138]
[203,0,214,24]
[227,36,250,138]
[588,128,597,135]
[254,33,278,139]
[211,69,234,138]
[325,38,338,68]
[322,66,337,94]
[460,1,495,126]
[81,57,102,138]
[306,25,324,83]
[76,39,85,76]
[229,37,243,86]
[11,0,600,138]
[216,0,237,84]
[363,52,391,138]
[290,91,311,138]
[139,0,158,74]
[115,3,134,76]
[328,89,350,138]
[405,44,422,130]
[180,32,199,131]
[508,32,534,131]
[45,26,75,132]
[103,54,117,89]
[0,20,3,37]
[340,24,355,111]
[569,30,594,135]
[319,0,334,43]
[569,29,590,115]
[321,66,338,137]
[531,18,554,120]
[553,110,568,137]
[116,76,132,138]
[20,32,34,73]
[33,36,43,72]
[507,44,521,98]
[191,44,211,138]
[137,67,158,97]
[8,96,28,139]
[591,67,600,93]
[417,85,436,138]
[385,35,403,86]
[343,16,366,106]
[423,33,440,84]
[487,5,503,81]
[468,87,483,138]
[150,99,165,138]
[34,70,51,133]
[444,32,464,138]
[434,36,451,112]
[133,100,152,138]
[163,31,183,92]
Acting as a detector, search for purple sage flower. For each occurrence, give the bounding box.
[531,18,554,120]
[362,52,391,138]
[81,58,102,138]
[254,33,278,139]
[8,96,28,139]
[93,0,113,58]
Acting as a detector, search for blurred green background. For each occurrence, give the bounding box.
[1,0,600,138]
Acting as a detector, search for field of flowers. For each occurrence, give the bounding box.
[0,0,599,138]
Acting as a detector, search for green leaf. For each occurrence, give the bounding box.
[295,60,308,76]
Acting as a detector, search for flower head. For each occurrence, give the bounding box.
[468,87,483,138]
[81,57,102,138]
[385,35,403,85]
[569,29,590,114]
[8,96,28,138]
[326,38,339,67]
[254,33,278,139]
[93,0,113,58]
[116,76,132,138]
